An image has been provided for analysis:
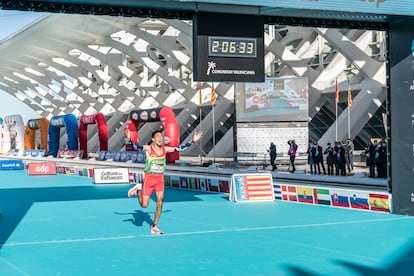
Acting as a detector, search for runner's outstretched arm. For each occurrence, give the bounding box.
[167,131,203,152]
[130,141,144,151]
[129,141,151,152]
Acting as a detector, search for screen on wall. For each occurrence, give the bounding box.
[235,77,309,122]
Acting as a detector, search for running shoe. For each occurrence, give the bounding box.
[127,183,142,197]
[150,225,163,235]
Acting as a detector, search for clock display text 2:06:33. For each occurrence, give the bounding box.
[208,36,257,58]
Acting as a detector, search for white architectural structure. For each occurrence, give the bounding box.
[0,13,386,156]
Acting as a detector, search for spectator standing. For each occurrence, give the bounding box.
[365,140,375,177]
[287,140,298,173]
[316,142,326,175]
[375,139,387,178]
[334,142,346,176]
[268,142,277,171]
[346,139,354,172]
[380,139,387,178]
[324,143,335,175]
[307,142,317,174]
[373,140,384,178]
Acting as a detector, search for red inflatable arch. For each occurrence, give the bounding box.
[78,113,108,159]
[125,106,179,163]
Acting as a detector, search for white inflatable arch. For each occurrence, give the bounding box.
[0,117,3,153]
[1,114,25,156]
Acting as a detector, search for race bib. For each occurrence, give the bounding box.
[150,164,164,174]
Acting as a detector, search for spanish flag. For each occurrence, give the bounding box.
[347,79,352,107]
[335,78,339,104]
[211,83,217,106]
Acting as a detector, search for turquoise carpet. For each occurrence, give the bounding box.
[1,170,414,275]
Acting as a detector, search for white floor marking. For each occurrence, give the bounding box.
[1,235,136,247]
[1,216,412,246]
[0,257,30,275]
[158,216,413,237]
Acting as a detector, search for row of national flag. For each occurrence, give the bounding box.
[57,166,94,177]
[274,184,390,213]
[335,78,352,107]
[199,82,217,106]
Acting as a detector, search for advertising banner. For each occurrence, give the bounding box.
[236,122,308,157]
[57,150,83,159]
[28,163,56,176]
[24,150,46,157]
[0,160,23,170]
[93,168,130,184]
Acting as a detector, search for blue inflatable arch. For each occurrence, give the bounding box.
[48,114,79,157]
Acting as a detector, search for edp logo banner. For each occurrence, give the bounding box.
[0,160,24,170]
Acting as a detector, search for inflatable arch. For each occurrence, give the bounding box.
[126,106,180,163]
[24,118,49,155]
[48,114,79,157]
[1,114,25,156]
[78,113,108,159]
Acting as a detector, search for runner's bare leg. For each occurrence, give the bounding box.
[153,191,164,226]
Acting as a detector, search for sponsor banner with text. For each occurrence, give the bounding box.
[93,168,129,184]
[0,160,24,170]
[28,163,56,176]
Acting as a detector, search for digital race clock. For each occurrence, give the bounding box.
[193,12,264,82]
[208,36,257,58]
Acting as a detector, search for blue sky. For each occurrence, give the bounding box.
[0,10,45,121]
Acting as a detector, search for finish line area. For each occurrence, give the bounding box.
[0,168,413,275]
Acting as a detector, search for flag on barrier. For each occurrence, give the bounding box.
[273,184,282,200]
[297,187,313,204]
[350,192,369,210]
[313,188,331,206]
[330,189,350,208]
[281,185,297,202]
[230,173,273,202]
[369,193,390,212]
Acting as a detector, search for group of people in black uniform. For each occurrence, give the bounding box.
[364,138,387,178]
[307,139,354,176]
[306,138,387,178]
[268,138,387,178]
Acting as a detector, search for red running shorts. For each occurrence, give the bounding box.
[142,173,164,197]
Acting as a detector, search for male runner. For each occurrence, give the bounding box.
[127,130,203,235]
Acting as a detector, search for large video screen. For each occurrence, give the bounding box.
[235,77,308,122]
